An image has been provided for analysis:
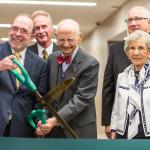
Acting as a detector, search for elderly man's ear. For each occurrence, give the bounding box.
[78,33,83,44]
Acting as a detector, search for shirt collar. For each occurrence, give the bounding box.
[11,48,27,65]
[37,42,53,57]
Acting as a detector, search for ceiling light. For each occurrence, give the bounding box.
[0,24,11,28]
[0,37,57,43]
[0,24,57,29]
[0,1,96,6]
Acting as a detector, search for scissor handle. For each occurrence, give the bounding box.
[10,58,37,92]
[27,109,47,129]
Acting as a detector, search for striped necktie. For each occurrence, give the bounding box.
[14,51,22,89]
[42,49,48,60]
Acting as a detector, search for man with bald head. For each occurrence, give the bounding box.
[36,19,99,138]
[0,14,47,137]
[102,6,150,138]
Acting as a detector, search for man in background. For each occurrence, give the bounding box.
[102,6,150,138]
[29,10,60,60]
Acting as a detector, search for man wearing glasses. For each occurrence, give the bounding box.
[0,14,48,137]
[102,6,150,139]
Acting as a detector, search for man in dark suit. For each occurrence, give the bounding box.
[0,14,47,137]
[29,10,60,60]
[102,6,150,138]
[36,19,99,138]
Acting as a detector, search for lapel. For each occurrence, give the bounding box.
[63,48,83,80]
[24,49,34,75]
[51,52,61,88]
[1,42,17,90]
[51,48,83,87]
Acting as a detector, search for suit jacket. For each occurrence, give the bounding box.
[29,42,60,56]
[102,41,131,126]
[47,48,99,138]
[0,42,48,137]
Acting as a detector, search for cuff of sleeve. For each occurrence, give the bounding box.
[111,129,116,132]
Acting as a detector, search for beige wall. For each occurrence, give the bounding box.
[80,0,150,138]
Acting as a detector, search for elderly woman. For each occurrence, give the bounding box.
[111,30,150,139]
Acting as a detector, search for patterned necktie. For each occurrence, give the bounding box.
[42,49,48,60]
[56,55,72,64]
[14,51,22,89]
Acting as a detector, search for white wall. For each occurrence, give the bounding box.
[80,0,150,138]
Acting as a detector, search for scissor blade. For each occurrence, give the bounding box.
[42,77,75,102]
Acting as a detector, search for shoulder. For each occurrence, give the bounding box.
[47,51,61,66]
[27,48,45,64]
[110,41,124,49]
[77,48,99,65]
[0,42,11,57]
[48,51,62,59]
[117,65,132,81]
[28,43,38,52]
[109,41,124,53]
[0,42,9,49]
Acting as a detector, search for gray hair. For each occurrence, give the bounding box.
[128,6,150,18]
[124,30,150,54]
[32,10,52,24]
[56,19,80,36]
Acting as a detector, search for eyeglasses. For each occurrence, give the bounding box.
[128,46,147,52]
[10,26,31,35]
[125,17,149,23]
[57,38,76,44]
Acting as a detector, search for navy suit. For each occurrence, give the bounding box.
[47,48,99,138]
[102,41,131,126]
[0,42,48,137]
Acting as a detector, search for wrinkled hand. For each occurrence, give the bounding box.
[35,117,57,136]
[105,126,111,139]
[0,55,17,71]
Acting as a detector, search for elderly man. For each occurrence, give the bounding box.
[36,19,99,138]
[102,6,150,138]
[29,10,60,60]
[0,14,47,137]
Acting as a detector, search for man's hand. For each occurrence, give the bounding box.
[0,55,17,71]
[35,117,58,136]
[105,126,112,139]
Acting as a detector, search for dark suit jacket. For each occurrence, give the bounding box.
[47,48,99,138]
[0,42,48,137]
[102,41,131,126]
[29,42,60,56]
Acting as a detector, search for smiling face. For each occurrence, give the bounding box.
[56,30,81,56]
[8,15,33,52]
[55,19,81,56]
[127,7,150,34]
[127,39,150,71]
[33,15,53,48]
